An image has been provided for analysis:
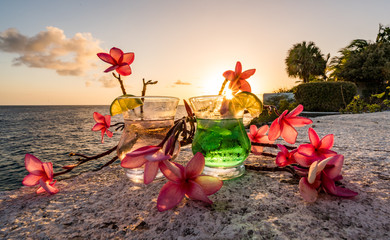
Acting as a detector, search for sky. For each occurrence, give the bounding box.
[0,0,389,105]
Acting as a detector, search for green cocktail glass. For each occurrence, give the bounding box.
[189,95,251,180]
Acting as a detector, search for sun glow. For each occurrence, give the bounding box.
[225,88,234,99]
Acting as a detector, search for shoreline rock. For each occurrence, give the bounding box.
[1,112,389,239]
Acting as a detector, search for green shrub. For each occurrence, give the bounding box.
[340,95,367,113]
[294,81,357,112]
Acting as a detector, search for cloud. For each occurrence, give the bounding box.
[98,75,117,88]
[0,26,102,76]
[85,81,92,87]
[173,80,191,85]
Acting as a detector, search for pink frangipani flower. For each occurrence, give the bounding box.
[97,47,135,76]
[248,125,274,155]
[295,127,337,167]
[268,104,313,144]
[275,144,298,167]
[223,61,255,93]
[299,155,358,202]
[121,146,171,184]
[92,112,113,143]
[157,152,223,212]
[22,154,59,194]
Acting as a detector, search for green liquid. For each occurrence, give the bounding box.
[192,118,251,168]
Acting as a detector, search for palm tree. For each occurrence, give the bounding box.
[329,24,390,81]
[376,24,390,43]
[328,39,369,81]
[285,41,328,83]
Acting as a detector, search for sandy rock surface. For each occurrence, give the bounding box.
[1,112,389,239]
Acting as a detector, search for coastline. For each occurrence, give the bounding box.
[1,111,389,239]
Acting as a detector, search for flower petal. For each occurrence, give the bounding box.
[324,155,344,179]
[286,116,313,127]
[92,123,105,131]
[193,175,223,195]
[319,149,338,159]
[122,52,135,65]
[239,80,251,92]
[116,64,132,76]
[317,156,333,172]
[157,181,185,212]
[93,112,105,123]
[277,144,288,155]
[104,115,111,126]
[24,154,44,174]
[186,180,212,204]
[110,47,124,62]
[144,161,160,184]
[280,120,298,144]
[235,61,242,74]
[298,144,316,157]
[251,145,264,155]
[106,130,113,138]
[322,172,357,198]
[257,125,269,135]
[42,162,53,180]
[97,53,115,65]
[160,160,183,182]
[22,173,42,186]
[308,128,320,148]
[333,187,358,198]
[240,69,256,79]
[126,146,160,157]
[185,152,205,179]
[121,154,147,169]
[249,125,258,137]
[319,134,334,150]
[228,79,240,93]
[286,104,303,118]
[38,179,59,195]
[100,129,105,143]
[307,161,319,184]
[299,177,318,203]
[103,65,118,73]
[145,150,171,162]
[294,151,316,167]
[223,70,235,81]
[268,118,281,141]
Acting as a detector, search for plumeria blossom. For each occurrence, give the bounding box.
[157,152,223,212]
[295,127,337,167]
[299,155,358,202]
[275,144,298,167]
[97,47,135,76]
[248,125,274,155]
[92,112,113,143]
[22,154,59,194]
[268,104,313,144]
[223,61,255,93]
[121,146,172,184]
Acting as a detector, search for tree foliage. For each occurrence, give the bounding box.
[329,24,390,95]
[285,41,329,83]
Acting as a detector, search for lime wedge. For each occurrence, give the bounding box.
[110,94,143,116]
[230,92,263,117]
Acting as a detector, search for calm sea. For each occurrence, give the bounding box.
[0,105,187,192]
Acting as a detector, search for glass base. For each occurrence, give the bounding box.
[123,168,164,183]
[202,164,245,180]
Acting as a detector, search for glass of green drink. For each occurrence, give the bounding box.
[189,95,251,180]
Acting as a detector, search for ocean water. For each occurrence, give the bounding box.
[0,105,187,192]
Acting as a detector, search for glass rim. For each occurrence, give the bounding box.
[189,95,223,101]
[116,95,179,101]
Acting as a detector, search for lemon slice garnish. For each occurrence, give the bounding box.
[110,94,143,116]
